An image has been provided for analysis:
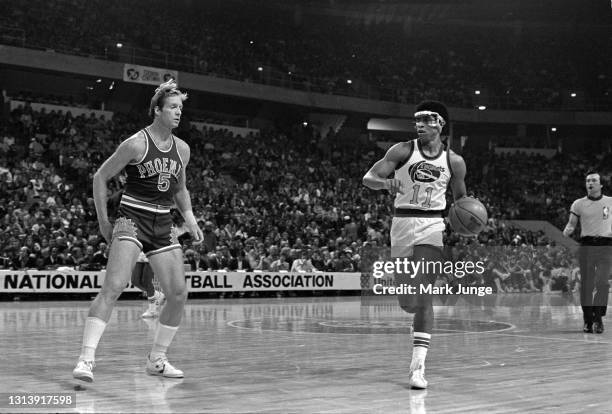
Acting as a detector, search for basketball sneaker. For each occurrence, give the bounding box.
[73,359,96,382]
[142,291,165,318]
[409,365,428,389]
[583,322,593,333]
[146,353,184,378]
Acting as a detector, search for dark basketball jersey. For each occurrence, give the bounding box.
[123,128,183,206]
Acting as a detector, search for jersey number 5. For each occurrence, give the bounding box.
[158,173,171,192]
[409,184,433,208]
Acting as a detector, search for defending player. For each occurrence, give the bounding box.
[72,80,203,382]
[363,101,466,389]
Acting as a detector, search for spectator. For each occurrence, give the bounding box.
[290,249,318,272]
[202,221,217,253]
[44,246,65,269]
[92,242,109,267]
[12,246,37,269]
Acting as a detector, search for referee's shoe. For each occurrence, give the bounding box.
[594,320,604,334]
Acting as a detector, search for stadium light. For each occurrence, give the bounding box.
[347,79,352,84]
[551,127,557,132]
[257,66,263,72]
[249,40,254,45]
[570,92,577,97]
[116,43,123,48]
[303,122,308,127]
[109,81,115,90]
[478,105,486,110]
[96,79,102,83]
[474,90,481,95]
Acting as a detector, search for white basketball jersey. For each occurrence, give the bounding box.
[394,141,452,210]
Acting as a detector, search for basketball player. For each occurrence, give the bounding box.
[363,100,467,389]
[72,80,203,382]
[132,252,166,318]
[563,171,612,334]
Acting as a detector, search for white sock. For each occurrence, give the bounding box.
[150,323,178,360]
[79,317,107,361]
[411,332,431,371]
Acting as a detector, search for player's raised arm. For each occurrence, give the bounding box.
[448,151,467,201]
[362,142,411,195]
[93,135,144,242]
[172,139,203,244]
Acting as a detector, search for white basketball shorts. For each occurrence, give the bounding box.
[390,216,445,258]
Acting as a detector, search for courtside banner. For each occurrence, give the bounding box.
[123,64,178,86]
[0,271,360,293]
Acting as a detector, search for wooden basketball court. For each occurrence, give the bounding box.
[0,293,610,413]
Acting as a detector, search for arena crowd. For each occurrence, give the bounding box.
[1,0,609,110]
[3,101,610,293]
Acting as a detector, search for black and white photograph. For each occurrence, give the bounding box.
[0,0,611,413]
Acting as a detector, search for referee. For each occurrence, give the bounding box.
[563,171,612,334]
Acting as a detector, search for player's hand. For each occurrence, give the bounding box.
[562,227,573,237]
[187,222,204,245]
[384,179,404,195]
[99,219,113,243]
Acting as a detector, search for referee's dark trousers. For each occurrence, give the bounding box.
[579,237,612,323]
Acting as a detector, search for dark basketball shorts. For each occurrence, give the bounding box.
[113,202,182,257]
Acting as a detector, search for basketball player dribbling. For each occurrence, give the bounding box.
[72,80,203,382]
[363,101,467,389]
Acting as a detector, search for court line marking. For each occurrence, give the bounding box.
[316,318,517,335]
[478,330,612,344]
[228,317,612,344]
[227,317,516,336]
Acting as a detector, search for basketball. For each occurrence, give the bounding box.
[448,197,488,236]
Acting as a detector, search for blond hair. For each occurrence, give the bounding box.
[148,79,188,118]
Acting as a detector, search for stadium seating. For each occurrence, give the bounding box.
[2,101,607,293]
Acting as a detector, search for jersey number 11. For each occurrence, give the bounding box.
[409,184,433,208]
